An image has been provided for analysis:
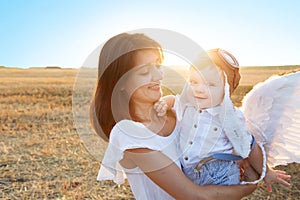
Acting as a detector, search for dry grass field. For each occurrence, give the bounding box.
[1,66,300,199]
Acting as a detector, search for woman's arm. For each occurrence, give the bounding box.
[124,148,256,200]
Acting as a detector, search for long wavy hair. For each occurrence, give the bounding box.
[90,33,163,141]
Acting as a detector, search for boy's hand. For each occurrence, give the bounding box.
[264,168,291,193]
[154,100,168,116]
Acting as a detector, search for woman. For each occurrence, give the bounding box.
[90,32,258,199]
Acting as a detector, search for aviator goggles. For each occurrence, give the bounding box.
[206,48,240,95]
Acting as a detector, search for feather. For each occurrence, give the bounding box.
[241,71,300,167]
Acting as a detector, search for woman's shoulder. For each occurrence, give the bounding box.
[109,119,176,153]
[115,120,148,132]
[111,118,179,144]
[111,120,155,140]
[115,119,143,128]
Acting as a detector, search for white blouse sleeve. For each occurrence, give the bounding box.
[97,120,168,184]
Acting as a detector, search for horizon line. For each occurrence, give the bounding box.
[1,64,300,70]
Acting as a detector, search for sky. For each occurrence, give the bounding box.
[1,0,300,68]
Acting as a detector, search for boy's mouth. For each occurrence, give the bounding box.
[194,96,207,100]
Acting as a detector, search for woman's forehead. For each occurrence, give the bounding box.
[134,49,160,66]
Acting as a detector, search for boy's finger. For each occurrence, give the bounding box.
[157,111,166,116]
[277,178,291,187]
[266,183,273,193]
[275,170,287,174]
[156,104,163,111]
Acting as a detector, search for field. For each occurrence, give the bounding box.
[1,66,300,199]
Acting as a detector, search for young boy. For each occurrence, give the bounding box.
[155,49,290,192]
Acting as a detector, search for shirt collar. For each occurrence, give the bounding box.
[181,98,222,117]
[203,106,222,116]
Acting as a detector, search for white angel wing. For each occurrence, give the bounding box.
[241,71,300,167]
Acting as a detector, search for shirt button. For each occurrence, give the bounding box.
[189,141,193,145]
[198,109,202,113]
[194,124,197,128]
[184,156,188,160]
[214,127,218,131]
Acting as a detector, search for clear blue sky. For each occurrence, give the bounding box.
[1,0,300,68]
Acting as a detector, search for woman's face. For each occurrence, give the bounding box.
[125,50,163,104]
[188,66,224,109]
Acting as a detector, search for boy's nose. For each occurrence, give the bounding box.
[193,84,207,93]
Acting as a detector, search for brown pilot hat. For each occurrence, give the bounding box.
[206,48,241,95]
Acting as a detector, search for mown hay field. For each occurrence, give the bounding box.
[1,66,300,200]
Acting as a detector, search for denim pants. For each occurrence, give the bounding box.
[182,159,240,186]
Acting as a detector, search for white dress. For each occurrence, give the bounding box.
[97,120,181,200]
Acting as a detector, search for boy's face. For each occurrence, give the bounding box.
[188,66,225,109]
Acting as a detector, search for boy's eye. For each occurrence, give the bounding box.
[208,83,216,86]
[189,80,198,85]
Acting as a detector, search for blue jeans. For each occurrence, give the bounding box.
[182,160,240,186]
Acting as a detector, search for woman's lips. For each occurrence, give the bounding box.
[148,84,161,91]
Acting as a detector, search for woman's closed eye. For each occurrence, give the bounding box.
[139,68,150,75]
[139,63,161,75]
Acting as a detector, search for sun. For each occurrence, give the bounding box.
[162,51,190,69]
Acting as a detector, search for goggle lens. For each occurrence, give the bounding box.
[219,50,239,68]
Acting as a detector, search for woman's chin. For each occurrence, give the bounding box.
[149,88,162,96]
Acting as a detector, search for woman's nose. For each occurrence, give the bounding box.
[151,66,163,81]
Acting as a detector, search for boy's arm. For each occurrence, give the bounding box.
[154,95,175,116]
[162,95,176,109]
[247,143,264,175]
[248,143,291,192]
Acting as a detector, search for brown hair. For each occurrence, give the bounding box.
[90,33,163,140]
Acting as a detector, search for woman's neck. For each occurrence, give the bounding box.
[130,102,157,123]
[130,101,176,137]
